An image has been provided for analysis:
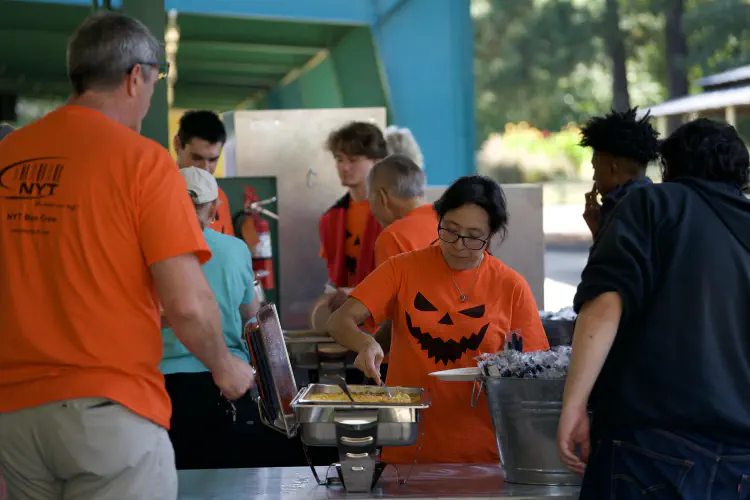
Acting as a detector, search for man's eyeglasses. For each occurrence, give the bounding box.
[437,227,488,250]
[127,61,170,81]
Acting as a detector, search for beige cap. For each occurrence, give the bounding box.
[181,167,218,204]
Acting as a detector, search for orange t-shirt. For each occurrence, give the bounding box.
[319,199,371,288]
[344,199,370,287]
[210,187,235,236]
[0,105,211,429]
[374,204,438,267]
[350,246,548,464]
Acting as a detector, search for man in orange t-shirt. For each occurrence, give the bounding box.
[368,153,438,267]
[367,153,438,374]
[174,110,235,236]
[0,12,253,499]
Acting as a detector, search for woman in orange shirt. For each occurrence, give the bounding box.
[327,175,549,465]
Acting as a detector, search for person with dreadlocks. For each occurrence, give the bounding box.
[559,118,750,498]
[580,108,660,239]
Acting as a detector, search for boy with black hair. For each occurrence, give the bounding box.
[174,110,234,235]
[560,118,750,500]
[580,108,660,239]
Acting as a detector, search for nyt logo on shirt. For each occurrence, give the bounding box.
[0,157,66,200]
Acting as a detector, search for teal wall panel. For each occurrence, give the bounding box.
[329,27,388,111]
[256,94,270,110]
[371,0,476,184]
[299,57,343,108]
[276,79,304,109]
[121,0,168,147]
[267,88,282,109]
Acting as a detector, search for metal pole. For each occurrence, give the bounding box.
[725,106,737,126]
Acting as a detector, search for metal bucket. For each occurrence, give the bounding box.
[482,377,581,486]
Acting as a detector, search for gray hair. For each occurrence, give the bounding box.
[367,154,426,199]
[67,12,162,94]
[384,126,424,168]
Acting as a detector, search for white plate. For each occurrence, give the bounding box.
[428,367,481,382]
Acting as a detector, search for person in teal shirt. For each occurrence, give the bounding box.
[162,167,260,470]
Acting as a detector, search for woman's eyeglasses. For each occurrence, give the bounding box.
[438,227,488,250]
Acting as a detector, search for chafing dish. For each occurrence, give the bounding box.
[292,384,429,447]
[246,303,431,494]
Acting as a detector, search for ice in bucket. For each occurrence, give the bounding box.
[475,345,581,486]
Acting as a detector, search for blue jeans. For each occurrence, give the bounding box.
[580,428,750,500]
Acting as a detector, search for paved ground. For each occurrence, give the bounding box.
[542,204,590,311]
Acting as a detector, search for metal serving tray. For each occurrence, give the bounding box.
[291,384,430,447]
[295,384,429,408]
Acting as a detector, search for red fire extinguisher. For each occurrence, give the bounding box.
[251,215,275,291]
[243,187,276,291]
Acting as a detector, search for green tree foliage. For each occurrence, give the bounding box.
[684,0,750,75]
[474,0,750,140]
[473,0,602,141]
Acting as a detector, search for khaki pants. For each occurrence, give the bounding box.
[0,397,177,500]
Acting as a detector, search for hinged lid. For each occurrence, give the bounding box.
[246,303,298,438]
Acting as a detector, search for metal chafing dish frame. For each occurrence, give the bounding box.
[245,303,431,493]
[292,384,430,447]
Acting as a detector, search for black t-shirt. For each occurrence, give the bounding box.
[575,177,750,440]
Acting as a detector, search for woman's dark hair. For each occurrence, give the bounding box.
[433,175,508,240]
[660,118,749,187]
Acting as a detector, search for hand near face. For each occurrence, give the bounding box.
[583,183,601,238]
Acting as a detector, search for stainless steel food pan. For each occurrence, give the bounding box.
[291,384,430,447]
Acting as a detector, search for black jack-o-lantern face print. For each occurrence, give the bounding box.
[405,291,489,365]
[344,229,360,274]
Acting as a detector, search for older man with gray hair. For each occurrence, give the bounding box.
[364,154,438,380]
[367,153,437,267]
[0,12,253,500]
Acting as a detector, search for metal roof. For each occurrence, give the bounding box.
[0,0,360,109]
[639,85,750,118]
[696,65,750,89]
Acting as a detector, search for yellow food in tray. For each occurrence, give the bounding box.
[307,391,419,404]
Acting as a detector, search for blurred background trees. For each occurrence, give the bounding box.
[473,0,750,191]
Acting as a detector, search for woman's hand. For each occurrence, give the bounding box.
[557,403,590,474]
[354,338,385,385]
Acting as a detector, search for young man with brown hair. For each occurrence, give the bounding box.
[319,121,388,312]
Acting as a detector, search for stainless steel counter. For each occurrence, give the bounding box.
[177,464,579,499]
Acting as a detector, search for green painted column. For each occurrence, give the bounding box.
[121,0,168,148]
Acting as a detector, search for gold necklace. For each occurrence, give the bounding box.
[449,253,484,303]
